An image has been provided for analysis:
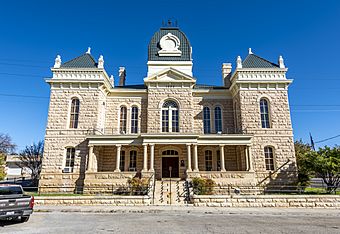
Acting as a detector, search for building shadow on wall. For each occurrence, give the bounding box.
[74,140,88,194]
[258,160,299,192]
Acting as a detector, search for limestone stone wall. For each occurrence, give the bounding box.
[146,86,194,133]
[41,85,105,189]
[104,95,146,134]
[235,89,297,185]
[192,195,340,208]
[35,196,151,206]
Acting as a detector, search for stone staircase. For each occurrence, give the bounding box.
[153,179,190,205]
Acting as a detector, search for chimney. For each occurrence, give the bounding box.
[222,63,232,87]
[119,67,126,86]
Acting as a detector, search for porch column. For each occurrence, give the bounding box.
[149,144,155,172]
[219,145,226,172]
[143,144,148,172]
[245,146,249,171]
[193,144,199,172]
[247,146,254,172]
[186,144,192,172]
[114,144,121,172]
[87,145,94,172]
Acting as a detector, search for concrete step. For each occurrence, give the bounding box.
[153,180,189,205]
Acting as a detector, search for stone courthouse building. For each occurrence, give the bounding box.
[39,24,297,193]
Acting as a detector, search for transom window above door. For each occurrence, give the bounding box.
[162,150,179,155]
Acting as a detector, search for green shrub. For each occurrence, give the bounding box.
[192,177,216,195]
[127,178,149,195]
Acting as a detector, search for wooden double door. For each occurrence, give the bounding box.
[162,157,179,178]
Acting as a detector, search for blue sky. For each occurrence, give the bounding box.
[0,0,339,151]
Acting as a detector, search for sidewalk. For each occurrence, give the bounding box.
[34,205,340,216]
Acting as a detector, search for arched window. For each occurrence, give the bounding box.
[69,98,80,128]
[203,107,211,134]
[120,106,127,134]
[129,150,137,171]
[205,150,213,171]
[214,107,222,133]
[131,106,138,134]
[162,100,179,132]
[260,99,271,128]
[264,146,274,170]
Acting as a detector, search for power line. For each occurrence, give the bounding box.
[315,134,340,144]
[0,93,49,99]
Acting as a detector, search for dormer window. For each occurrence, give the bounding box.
[162,100,179,132]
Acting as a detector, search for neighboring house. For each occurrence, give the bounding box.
[39,24,297,193]
[5,155,32,180]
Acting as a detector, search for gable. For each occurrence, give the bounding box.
[144,67,196,83]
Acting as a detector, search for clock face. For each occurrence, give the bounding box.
[158,33,182,56]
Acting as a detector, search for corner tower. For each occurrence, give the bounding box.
[147,25,193,76]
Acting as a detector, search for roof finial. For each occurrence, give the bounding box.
[86,47,91,54]
[98,55,104,69]
[279,55,285,68]
[237,56,242,69]
[248,48,253,54]
[53,55,61,68]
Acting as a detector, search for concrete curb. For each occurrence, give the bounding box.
[34,205,340,216]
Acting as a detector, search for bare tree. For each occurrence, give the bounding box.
[0,133,16,180]
[0,133,16,154]
[18,141,44,185]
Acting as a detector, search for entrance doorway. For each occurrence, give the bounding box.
[162,157,179,178]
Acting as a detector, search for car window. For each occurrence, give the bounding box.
[0,186,23,195]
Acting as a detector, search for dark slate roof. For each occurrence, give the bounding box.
[115,84,226,90]
[194,84,228,90]
[148,27,192,61]
[242,54,279,68]
[116,84,147,89]
[60,53,98,68]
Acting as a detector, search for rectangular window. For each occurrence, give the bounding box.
[65,148,75,168]
[260,99,270,128]
[131,107,138,134]
[120,107,127,134]
[120,151,125,171]
[205,150,213,171]
[162,110,169,132]
[172,110,179,132]
[203,107,211,134]
[214,107,222,133]
[129,151,137,171]
[264,147,274,170]
[69,99,80,129]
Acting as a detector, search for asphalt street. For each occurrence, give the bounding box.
[1,208,340,234]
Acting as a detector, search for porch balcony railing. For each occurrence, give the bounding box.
[86,127,248,136]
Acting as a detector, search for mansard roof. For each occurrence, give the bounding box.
[60,53,98,68]
[148,27,192,61]
[242,54,279,68]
